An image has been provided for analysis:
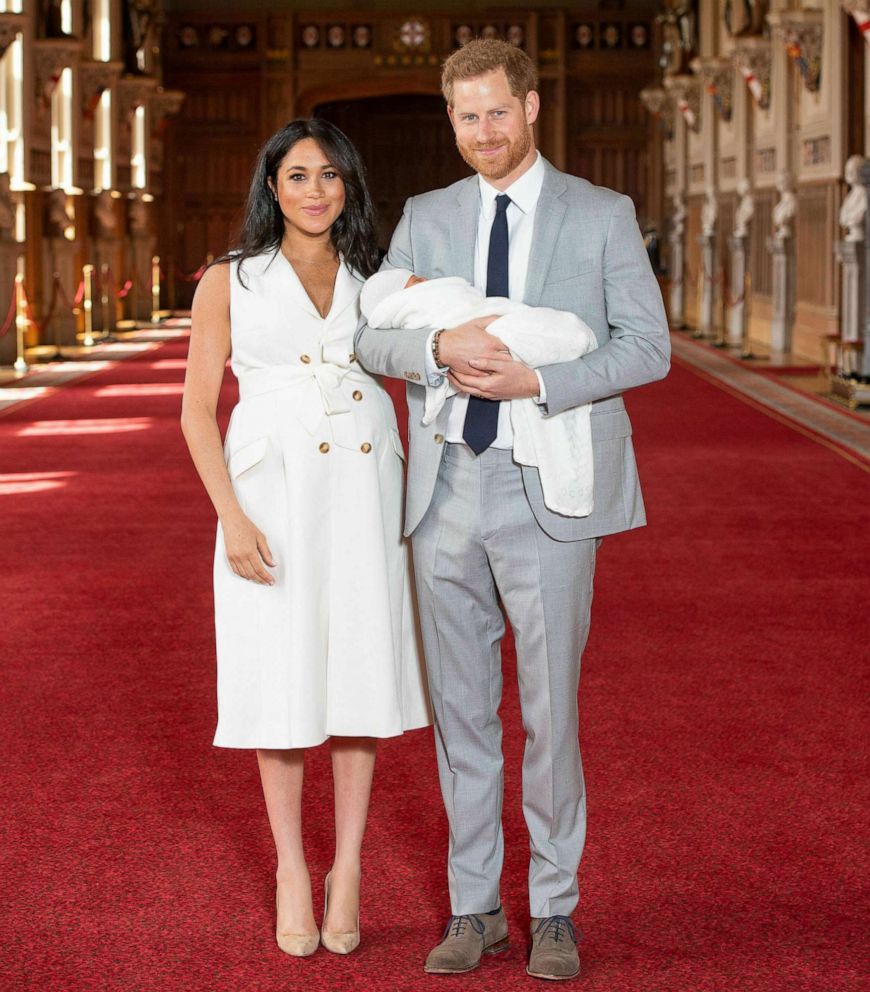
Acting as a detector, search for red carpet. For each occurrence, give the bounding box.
[1,340,867,991]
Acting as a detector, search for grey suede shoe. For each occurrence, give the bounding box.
[527,916,580,980]
[424,907,509,974]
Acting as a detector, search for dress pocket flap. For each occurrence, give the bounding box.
[590,410,632,441]
[227,436,269,478]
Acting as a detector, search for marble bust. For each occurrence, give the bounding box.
[734,178,754,238]
[839,155,867,243]
[773,171,797,241]
[701,187,717,238]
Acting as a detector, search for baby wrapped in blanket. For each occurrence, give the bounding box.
[360,269,599,517]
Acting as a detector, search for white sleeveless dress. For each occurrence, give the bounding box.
[213,249,432,748]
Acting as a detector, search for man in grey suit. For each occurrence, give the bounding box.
[355,39,669,980]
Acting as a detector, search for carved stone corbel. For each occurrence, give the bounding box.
[115,75,158,120]
[0,13,26,60]
[690,56,733,123]
[34,37,83,103]
[149,88,185,127]
[732,38,771,110]
[769,9,823,94]
[640,86,675,139]
[842,2,870,48]
[664,74,701,133]
[80,60,124,115]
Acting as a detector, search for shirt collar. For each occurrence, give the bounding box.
[478,151,544,215]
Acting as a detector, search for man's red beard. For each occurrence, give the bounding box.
[456,125,533,180]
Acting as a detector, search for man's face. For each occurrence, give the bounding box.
[448,69,539,182]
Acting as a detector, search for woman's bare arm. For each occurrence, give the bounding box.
[181,263,275,585]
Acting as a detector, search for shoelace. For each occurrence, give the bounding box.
[535,915,578,945]
[443,914,485,940]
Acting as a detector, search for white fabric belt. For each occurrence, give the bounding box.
[237,364,370,440]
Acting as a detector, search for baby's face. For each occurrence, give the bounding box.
[404,274,427,288]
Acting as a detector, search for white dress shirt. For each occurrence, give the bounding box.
[426,151,547,448]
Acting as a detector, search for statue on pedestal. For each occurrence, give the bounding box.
[0,173,15,239]
[671,192,687,237]
[839,155,867,243]
[94,190,118,239]
[734,178,754,237]
[773,171,797,241]
[701,187,718,237]
[46,189,73,240]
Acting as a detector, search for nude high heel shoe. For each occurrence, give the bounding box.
[320,871,361,955]
[275,888,320,957]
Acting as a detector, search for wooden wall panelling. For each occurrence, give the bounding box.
[795,181,837,310]
[750,188,775,299]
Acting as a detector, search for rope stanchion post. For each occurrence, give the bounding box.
[13,274,28,374]
[82,264,96,347]
[99,262,111,338]
[151,255,161,324]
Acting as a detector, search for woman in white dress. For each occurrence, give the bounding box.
[181,119,431,959]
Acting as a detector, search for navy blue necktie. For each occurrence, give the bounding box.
[463,193,510,455]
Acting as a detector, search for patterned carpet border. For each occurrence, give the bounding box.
[670,334,870,470]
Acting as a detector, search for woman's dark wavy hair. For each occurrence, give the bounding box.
[217,118,380,283]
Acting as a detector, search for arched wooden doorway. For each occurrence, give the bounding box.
[313,94,473,251]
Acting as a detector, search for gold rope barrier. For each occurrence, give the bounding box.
[151,255,161,324]
[82,264,95,347]
[13,273,28,374]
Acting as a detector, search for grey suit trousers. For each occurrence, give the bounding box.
[412,443,597,918]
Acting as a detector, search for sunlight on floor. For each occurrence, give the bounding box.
[16,418,154,437]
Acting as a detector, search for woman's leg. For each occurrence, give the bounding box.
[256,748,317,936]
[324,737,377,932]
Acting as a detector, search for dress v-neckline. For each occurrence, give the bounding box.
[277,248,341,321]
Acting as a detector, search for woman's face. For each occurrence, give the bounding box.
[269,137,346,238]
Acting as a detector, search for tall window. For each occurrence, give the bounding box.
[0,33,24,187]
[94,89,112,190]
[51,67,74,191]
[131,105,146,189]
[93,0,111,61]
[61,0,73,35]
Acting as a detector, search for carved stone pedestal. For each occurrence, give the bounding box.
[698,233,716,337]
[767,235,795,353]
[46,238,80,348]
[668,231,685,328]
[727,235,749,347]
[0,240,21,367]
[94,237,122,335]
[835,241,864,373]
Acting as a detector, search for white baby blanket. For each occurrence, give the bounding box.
[361,271,599,517]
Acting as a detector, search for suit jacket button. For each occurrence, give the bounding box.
[300,354,311,364]
[352,390,363,401]
[319,442,330,453]
[360,442,372,453]
[434,433,444,444]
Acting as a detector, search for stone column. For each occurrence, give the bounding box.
[0,241,20,367]
[727,234,749,347]
[698,232,716,337]
[835,242,864,374]
[669,228,686,328]
[860,159,870,377]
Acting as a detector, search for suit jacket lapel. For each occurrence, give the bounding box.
[524,162,568,307]
[449,177,479,283]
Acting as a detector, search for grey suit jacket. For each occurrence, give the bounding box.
[355,157,670,540]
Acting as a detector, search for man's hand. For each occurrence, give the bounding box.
[448,352,540,401]
[438,316,507,374]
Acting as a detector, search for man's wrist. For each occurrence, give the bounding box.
[431,329,445,368]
